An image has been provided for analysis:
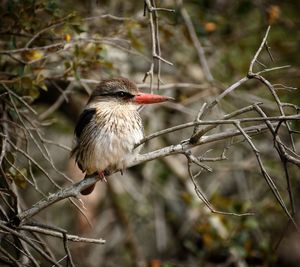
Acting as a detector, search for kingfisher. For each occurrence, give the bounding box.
[71,77,174,195]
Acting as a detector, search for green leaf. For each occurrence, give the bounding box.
[12,168,28,189]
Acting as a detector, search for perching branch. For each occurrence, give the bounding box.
[16,121,280,222]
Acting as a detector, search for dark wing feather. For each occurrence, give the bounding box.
[70,108,96,167]
[74,108,96,138]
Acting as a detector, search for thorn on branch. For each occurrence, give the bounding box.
[248,25,271,76]
[265,41,275,62]
[153,54,173,66]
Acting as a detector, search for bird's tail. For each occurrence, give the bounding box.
[80,174,96,195]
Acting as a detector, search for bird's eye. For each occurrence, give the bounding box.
[115,91,133,99]
[116,91,126,97]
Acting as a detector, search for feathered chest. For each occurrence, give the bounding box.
[93,102,143,141]
[74,102,143,173]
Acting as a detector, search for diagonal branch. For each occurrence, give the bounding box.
[234,122,298,230]
[16,122,275,222]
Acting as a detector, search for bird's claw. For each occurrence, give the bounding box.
[98,171,107,182]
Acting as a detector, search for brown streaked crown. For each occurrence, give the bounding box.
[90,77,139,102]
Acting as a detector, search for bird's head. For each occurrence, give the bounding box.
[88,77,174,107]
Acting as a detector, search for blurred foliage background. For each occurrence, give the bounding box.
[0,0,300,266]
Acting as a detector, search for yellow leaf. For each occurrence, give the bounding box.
[64,33,72,42]
[22,50,44,62]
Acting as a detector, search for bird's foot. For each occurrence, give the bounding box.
[98,171,107,182]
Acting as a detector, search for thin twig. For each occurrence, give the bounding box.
[19,225,105,244]
[62,233,75,267]
[38,81,75,120]
[248,25,271,75]
[2,84,37,115]
[178,0,213,82]
[186,155,253,217]
[137,113,300,147]
[0,246,23,267]
[0,224,62,267]
[253,104,296,214]
[234,122,298,230]
[189,76,249,143]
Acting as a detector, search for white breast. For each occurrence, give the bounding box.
[80,102,143,174]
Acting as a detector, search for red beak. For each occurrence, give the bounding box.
[133,93,174,104]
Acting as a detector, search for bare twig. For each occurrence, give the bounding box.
[19,225,105,244]
[62,233,75,267]
[253,74,296,152]
[2,84,37,115]
[143,0,173,90]
[25,19,66,48]
[67,77,209,91]
[253,104,296,214]
[189,26,290,145]
[0,110,8,166]
[0,41,66,54]
[137,113,300,147]
[234,122,298,230]
[189,76,249,143]
[186,154,253,216]
[38,81,75,120]
[83,13,134,22]
[178,0,214,82]
[0,224,62,267]
[0,246,23,267]
[248,26,271,75]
